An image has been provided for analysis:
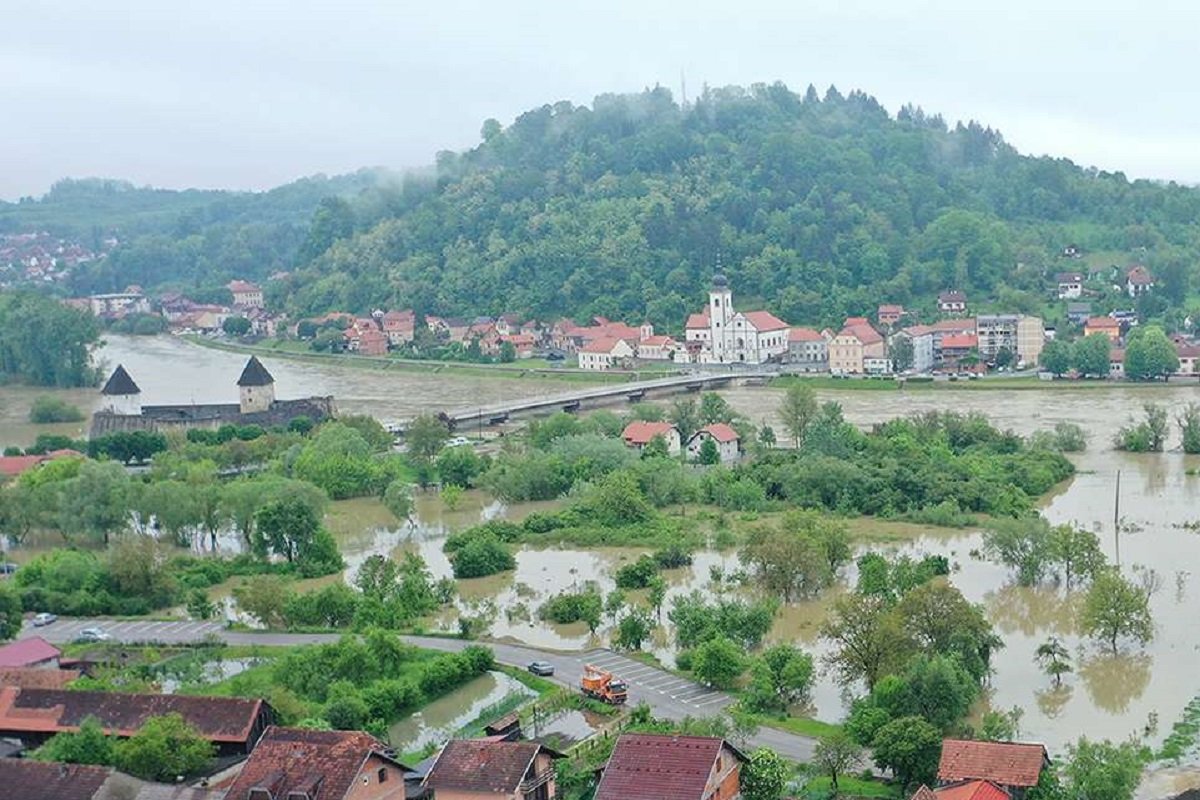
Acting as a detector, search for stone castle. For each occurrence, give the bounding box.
[89,356,335,438]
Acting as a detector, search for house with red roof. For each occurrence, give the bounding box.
[878,304,906,326]
[594,732,747,800]
[381,309,416,345]
[622,421,682,456]
[0,637,61,669]
[423,739,562,800]
[578,337,635,371]
[940,333,978,367]
[938,290,968,314]
[1084,315,1121,343]
[787,327,829,371]
[687,423,741,463]
[936,739,1050,798]
[913,781,1013,800]
[829,322,885,375]
[224,726,413,800]
[686,275,791,364]
[226,279,264,309]
[0,448,83,480]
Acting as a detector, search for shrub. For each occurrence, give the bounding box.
[28,396,85,423]
[614,556,659,589]
[448,535,515,579]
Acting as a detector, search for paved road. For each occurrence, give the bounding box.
[19,618,816,761]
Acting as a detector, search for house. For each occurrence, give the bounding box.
[594,733,747,800]
[787,327,828,371]
[344,325,389,357]
[937,739,1050,798]
[938,290,968,314]
[638,335,682,361]
[687,275,790,364]
[877,304,905,326]
[495,314,522,337]
[224,726,413,800]
[912,781,1012,800]
[578,337,635,371]
[829,322,884,375]
[0,638,61,669]
[622,421,682,456]
[89,289,150,318]
[1125,265,1154,298]
[501,333,537,359]
[1065,302,1091,325]
[423,739,561,800]
[381,310,416,345]
[940,334,978,367]
[1175,344,1200,377]
[1109,348,1125,379]
[1055,272,1083,300]
[895,325,935,374]
[0,449,83,480]
[1084,316,1121,343]
[0,687,272,755]
[0,667,80,690]
[0,758,111,800]
[687,424,740,463]
[227,280,264,309]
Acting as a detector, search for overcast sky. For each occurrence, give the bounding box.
[3,1,1198,199]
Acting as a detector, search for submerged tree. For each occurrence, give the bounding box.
[1035,636,1073,686]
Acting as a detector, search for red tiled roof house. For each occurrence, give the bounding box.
[686,423,741,464]
[937,739,1050,799]
[622,421,682,456]
[0,637,61,669]
[594,732,748,800]
[224,726,412,800]
[423,739,562,800]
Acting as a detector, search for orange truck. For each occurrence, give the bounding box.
[580,664,628,704]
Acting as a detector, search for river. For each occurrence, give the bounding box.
[4,335,1200,760]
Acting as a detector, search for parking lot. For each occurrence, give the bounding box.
[22,617,224,645]
[579,649,733,714]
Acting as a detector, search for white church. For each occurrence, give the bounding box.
[685,274,790,365]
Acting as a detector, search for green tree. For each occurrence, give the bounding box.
[1081,570,1154,653]
[740,748,788,800]
[820,593,912,690]
[697,436,721,465]
[778,383,818,447]
[383,480,414,523]
[1040,338,1073,376]
[31,717,116,765]
[0,583,23,641]
[115,713,215,781]
[1046,524,1105,589]
[1114,403,1169,452]
[758,425,776,448]
[28,396,85,423]
[233,574,291,628]
[222,316,252,336]
[1123,326,1178,381]
[813,731,863,796]
[891,336,914,372]
[0,292,99,387]
[614,608,653,650]
[983,517,1053,585]
[643,434,671,460]
[744,643,814,712]
[670,398,700,441]
[699,392,734,424]
[1060,738,1148,800]
[1073,333,1112,378]
[405,414,449,464]
[436,444,484,487]
[498,340,517,362]
[1035,636,1072,686]
[648,576,668,619]
[57,460,130,545]
[870,715,941,789]
[691,636,748,689]
[1180,403,1200,454]
[448,534,514,578]
[254,496,319,563]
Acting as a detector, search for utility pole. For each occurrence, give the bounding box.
[1113,469,1121,566]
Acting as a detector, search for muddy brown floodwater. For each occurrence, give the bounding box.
[5,335,1200,763]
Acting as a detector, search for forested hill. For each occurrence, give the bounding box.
[278,83,1200,329]
[0,170,393,295]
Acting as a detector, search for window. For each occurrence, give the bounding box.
[378,768,388,783]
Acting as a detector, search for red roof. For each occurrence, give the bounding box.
[931,319,976,333]
[697,423,739,443]
[879,304,904,314]
[844,316,871,327]
[789,327,824,342]
[686,310,710,329]
[0,668,80,689]
[937,739,1048,788]
[839,324,883,346]
[595,733,746,800]
[742,310,789,331]
[939,290,967,303]
[622,421,678,445]
[227,280,261,294]
[0,759,111,800]
[225,726,409,800]
[425,739,554,794]
[1126,265,1154,285]
[1085,316,1120,329]
[581,336,627,355]
[935,780,1012,800]
[0,637,60,668]
[941,333,978,350]
[903,324,935,336]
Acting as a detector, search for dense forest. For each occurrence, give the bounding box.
[9,82,1200,329]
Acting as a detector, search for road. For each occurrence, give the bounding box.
[19,618,816,761]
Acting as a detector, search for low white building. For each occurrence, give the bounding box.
[686,423,740,463]
[894,325,935,374]
[1056,272,1083,300]
[578,337,635,370]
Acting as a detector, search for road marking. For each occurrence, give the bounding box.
[692,695,731,708]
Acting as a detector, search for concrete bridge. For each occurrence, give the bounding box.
[392,370,774,434]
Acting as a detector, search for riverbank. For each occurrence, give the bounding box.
[770,374,1198,391]
[184,335,678,385]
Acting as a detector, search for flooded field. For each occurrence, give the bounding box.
[6,334,1200,757]
[388,670,535,752]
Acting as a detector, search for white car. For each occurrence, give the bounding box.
[31,612,57,627]
[444,437,472,448]
[75,627,112,643]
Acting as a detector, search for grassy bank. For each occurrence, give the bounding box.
[184,336,676,385]
[771,374,1190,391]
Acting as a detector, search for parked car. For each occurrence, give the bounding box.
[444,436,472,448]
[527,660,555,677]
[0,562,18,577]
[31,613,57,627]
[75,627,111,643]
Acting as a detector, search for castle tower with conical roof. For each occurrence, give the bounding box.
[236,356,275,414]
[100,364,142,415]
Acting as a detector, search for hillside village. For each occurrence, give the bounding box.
[65,258,1200,382]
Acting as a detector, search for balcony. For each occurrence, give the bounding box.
[519,768,554,798]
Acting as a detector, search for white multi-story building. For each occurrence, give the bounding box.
[688,275,790,365]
